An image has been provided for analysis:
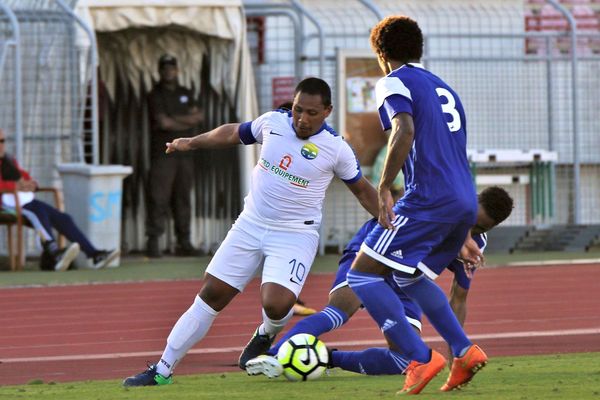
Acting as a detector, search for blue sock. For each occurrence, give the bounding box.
[332,348,410,375]
[400,274,471,357]
[268,306,348,355]
[347,270,430,363]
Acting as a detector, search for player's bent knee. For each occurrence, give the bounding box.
[350,251,389,275]
[262,302,293,320]
[391,269,423,288]
[328,287,361,317]
[261,282,296,319]
[199,276,239,312]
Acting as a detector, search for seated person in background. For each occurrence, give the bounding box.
[0,128,119,271]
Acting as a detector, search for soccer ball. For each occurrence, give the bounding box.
[276,333,329,381]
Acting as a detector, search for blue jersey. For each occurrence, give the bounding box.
[375,63,477,224]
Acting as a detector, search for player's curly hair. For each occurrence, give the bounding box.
[479,186,514,225]
[369,16,423,64]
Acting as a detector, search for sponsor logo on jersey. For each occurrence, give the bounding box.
[258,158,310,188]
[279,155,292,171]
[301,142,319,160]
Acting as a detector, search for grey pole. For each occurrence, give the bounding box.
[547,0,580,224]
[56,0,100,165]
[358,0,384,20]
[0,3,22,161]
[290,0,325,78]
[244,6,303,83]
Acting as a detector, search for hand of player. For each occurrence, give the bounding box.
[165,138,193,154]
[459,233,485,266]
[459,235,484,269]
[458,239,485,279]
[377,187,396,230]
[462,261,476,279]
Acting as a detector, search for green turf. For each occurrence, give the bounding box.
[1,352,599,399]
[0,257,208,287]
[1,250,599,288]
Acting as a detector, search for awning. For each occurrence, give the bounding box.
[75,0,257,121]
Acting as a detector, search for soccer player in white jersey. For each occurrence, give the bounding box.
[122,77,379,386]
[346,16,488,394]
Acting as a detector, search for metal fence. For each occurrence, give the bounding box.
[245,0,600,252]
[0,1,249,257]
[0,0,95,174]
[2,0,599,258]
[0,0,95,257]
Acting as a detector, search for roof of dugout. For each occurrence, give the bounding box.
[74,0,258,121]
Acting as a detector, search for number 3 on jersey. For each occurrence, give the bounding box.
[436,87,462,133]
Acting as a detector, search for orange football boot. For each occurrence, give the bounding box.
[440,344,488,391]
[398,350,446,395]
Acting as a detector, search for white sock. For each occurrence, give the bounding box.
[257,308,294,337]
[156,295,219,377]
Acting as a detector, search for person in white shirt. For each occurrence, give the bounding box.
[123,77,379,387]
[0,128,119,272]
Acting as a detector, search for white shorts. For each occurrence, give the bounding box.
[205,215,319,297]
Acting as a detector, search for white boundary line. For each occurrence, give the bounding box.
[506,258,600,267]
[2,327,599,364]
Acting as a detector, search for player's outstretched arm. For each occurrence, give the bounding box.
[166,123,241,153]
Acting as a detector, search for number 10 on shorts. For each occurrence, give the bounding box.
[289,259,306,285]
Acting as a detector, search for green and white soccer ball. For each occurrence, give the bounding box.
[276,333,329,381]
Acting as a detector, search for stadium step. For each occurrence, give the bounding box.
[512,224,600,252]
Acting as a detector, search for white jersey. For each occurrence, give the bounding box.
[238,110,362,230]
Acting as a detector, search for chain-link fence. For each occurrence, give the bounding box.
[245,0,600,253]
[0,0,95,257]
[0,0,94,178]
[1,1,257,259]
[2,0,598,259]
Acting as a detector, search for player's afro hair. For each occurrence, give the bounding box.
[479,186,514,225]
[369,16,423,64]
